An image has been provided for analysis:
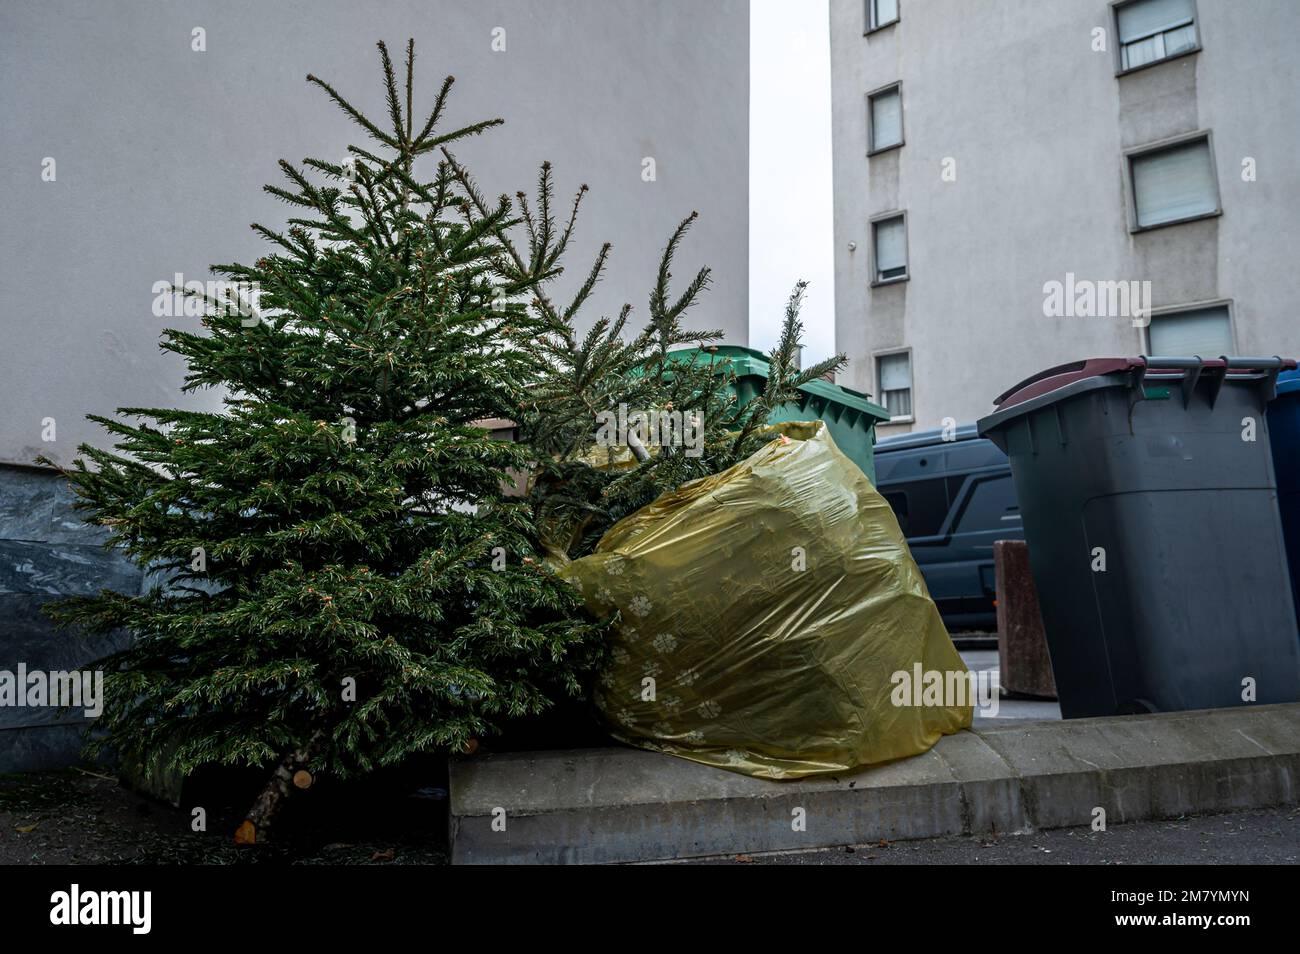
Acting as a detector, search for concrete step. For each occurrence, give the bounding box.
[449,703,1300,864]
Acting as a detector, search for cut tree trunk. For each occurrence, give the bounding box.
[235,732,323,844]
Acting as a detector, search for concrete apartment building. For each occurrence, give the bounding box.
[0,0,749,769]
[830,0,1300,435]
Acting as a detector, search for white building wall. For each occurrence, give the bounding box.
[0,0,750,467]
[830,0,1300,435]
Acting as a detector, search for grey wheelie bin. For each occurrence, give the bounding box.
[977,356,1300,719]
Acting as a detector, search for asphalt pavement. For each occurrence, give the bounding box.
[685,806,1300,865]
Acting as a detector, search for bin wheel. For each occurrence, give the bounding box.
[1118,698,1158,714]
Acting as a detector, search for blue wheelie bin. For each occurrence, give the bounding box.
[1267,369,1300,620]
[978,356,1300,719]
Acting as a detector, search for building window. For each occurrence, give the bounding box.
[868,83,903,153]
[1115,0,1199,72]
[1128,134,1219,230]
[871,213,908,283]
[868,0,899,32]
[876,351,913,421]
[1146,303,1234,357]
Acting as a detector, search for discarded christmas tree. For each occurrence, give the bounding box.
[41,41,607,842]
[444,154,846,558]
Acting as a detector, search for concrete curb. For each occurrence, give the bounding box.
[448,703,1300,864]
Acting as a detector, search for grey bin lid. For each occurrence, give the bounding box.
[978,355,1296,442]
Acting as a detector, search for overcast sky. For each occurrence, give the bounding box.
[749,0,836,365]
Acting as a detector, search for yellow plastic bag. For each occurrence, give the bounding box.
[560,421,971,779]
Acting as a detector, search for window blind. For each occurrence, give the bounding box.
[1117,0,1194,43]
[878,352,911,391]
[870,88,901,150]
[1132,139,1216,227]
[874,216,906,274]
[872,0,898,29]
[1147,305,1233,357]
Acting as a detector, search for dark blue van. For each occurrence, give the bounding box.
[873,425,1023,631]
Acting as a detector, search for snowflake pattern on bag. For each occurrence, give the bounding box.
[560,422,971,779]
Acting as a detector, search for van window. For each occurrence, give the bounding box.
[881,476,949,537]
[882,491,908,526]
[954,474,1019,534]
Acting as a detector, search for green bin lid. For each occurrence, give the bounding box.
[667,345,889,423]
